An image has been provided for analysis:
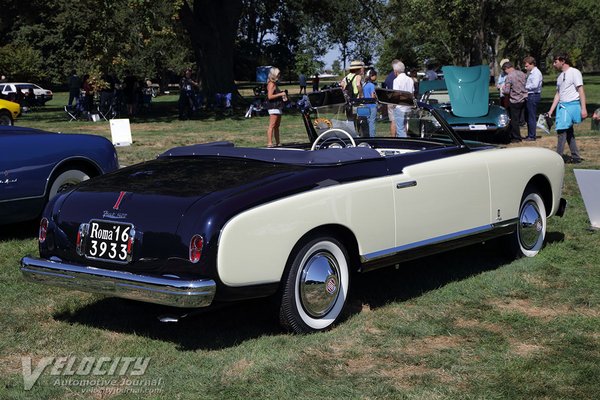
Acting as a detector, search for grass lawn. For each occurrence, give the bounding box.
[1,76,599,399]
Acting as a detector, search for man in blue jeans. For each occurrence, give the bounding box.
[524,56,542,141]
[547,53,587,163]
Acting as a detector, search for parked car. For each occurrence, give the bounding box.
[1,126,119,225]
[20,89,566,333]
[0,98,21,125]
[417,65,510,143]
[0,82,54,105]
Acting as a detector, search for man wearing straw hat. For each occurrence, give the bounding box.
[341,60,365,99]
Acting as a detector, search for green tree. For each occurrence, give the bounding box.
[179,0,243,99]
[2,0,191,85]
[331,60,342,76]
[499,0,599,71]
[0,44,45,81]
[383,0,502,67]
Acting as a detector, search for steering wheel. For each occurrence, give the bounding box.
[310,128,357,151]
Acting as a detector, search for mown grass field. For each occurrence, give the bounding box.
[1,76,599,399]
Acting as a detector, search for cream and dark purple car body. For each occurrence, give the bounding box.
[20,89,566,333]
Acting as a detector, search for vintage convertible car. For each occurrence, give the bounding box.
[0,98,21,125]
[418,65,511,143]
[1,126,119,225]
[20,89,566,333]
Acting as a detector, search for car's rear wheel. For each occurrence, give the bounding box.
[0,111,13,126]
[505,189,547,258]
[48,169,90,199]
[279,236,351,333]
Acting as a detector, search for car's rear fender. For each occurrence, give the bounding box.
[216,175,395,287]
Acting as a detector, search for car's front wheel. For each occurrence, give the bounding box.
[48,169,90,199]
[505,189,547,258]
[279,236,351,333]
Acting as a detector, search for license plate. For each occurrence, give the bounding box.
[85,220,133,263]
[469,124,487,131]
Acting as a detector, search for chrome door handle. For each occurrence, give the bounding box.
[396,180,417,189]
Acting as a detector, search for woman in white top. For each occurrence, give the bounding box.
[266,67,288,147]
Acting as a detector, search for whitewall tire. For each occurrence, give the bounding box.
[279,236,351,333]
[48,169,90,199]
[507,191,547,258]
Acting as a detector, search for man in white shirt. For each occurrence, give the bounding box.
[392,61,415,137]
[547,53,587,163]
[524,56,542,141]
[384,60,401,136]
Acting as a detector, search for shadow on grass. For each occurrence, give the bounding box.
[352,240,511,309]
[0,220,38,241]
[51,238,531,351]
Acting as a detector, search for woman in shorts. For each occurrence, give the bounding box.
[266,67,288,147]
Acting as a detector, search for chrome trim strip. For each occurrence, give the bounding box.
[361,221,518,262]
[20,256,216,308]
[0,194,45,203]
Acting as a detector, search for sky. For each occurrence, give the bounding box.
[322,48,341,70]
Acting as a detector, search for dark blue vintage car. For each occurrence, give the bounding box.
[20,89,566,333]
[1,126,119,225]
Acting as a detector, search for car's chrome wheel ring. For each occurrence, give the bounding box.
[519,201,543,250]
[299,251,340,318]
[291,239,349,330]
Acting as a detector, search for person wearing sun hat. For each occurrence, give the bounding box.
[496,58,510,108]
[341,60,365,99]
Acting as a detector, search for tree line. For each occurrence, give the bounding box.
[1,0,598,100]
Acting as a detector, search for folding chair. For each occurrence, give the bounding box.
[97,102,117,121]
[65,92,90,121]
[64,105,79,121]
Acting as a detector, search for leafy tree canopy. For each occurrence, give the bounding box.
[1,0,599,93]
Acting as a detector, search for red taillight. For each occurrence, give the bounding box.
[189,234,204,263]
[39,218,48,243]
[76,223,90,256]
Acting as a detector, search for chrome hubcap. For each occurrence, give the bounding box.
[519,201,543,250]
[299,251,340,318]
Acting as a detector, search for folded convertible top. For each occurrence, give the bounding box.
[159,142,382,166]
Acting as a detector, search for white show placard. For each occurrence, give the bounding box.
[109,119,132,147]
[574,169,600,229]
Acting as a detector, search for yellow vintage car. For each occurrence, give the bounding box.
[0,98,21,125]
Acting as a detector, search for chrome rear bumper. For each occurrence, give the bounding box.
[20,256,216,308]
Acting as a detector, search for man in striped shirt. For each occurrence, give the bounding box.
[502,61,528,142]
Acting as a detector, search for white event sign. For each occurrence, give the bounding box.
[109,119,132,147]
[574,169,600,229]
